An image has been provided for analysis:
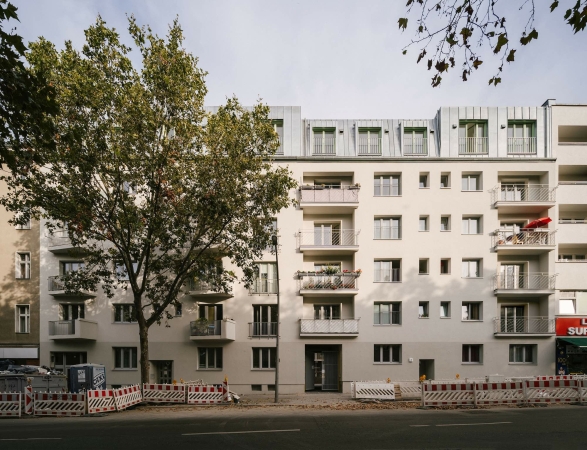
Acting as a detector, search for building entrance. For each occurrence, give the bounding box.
[419,359,435,380]
[305,345,341,392]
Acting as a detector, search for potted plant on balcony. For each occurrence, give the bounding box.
[193,317,209,335]
[349,183,361,190]
[324,265,338,275]
[300,184,313,190]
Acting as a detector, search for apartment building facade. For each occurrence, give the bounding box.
[37,100,587,392]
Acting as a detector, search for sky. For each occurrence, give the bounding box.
[10,0,587,119]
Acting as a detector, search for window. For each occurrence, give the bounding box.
[418,301,429,318]
[419,216,429,231]
[267,384,276,391]
[559,254,586,261]
[313,128,335,155]
[560,298,576,315]
[16,305,30,333]
[16,252,31,279]
[252,347,276,369]
[61,261,84,274]
[50,352,87,371]
[314,304,340,320]
[374,344,401,364]
[462,344,482,363]
[199,304,223,322]
[419,173,429,188]
[419,259,429,275]
[175,303,182,317]
[114,304,137,323]
[374,175,401,196]
[114,347,137,369]
[251,384,262,391]
[252,263,277,294]
[461,174,481,191]
[61,304,85,320]
[199,348,222,369]
[440,215,450,231]
[374,302,401,325]
[440,301,451,318]
[115,261,139,281]
[462,302,482,321]
[374,217,401,239]
[508,121,536,154]
[272,120,283,155]
[462,216,482,235]
[440,259,450,274]
[15,214,31,230]
[509,344,535,363]
[374,260,401,282]
[459,121,487,154]
[440,173,450,188]
[462,259,481,278]
[358,128,381,155]
[252,305,277,336]
[403,128,427,155]
[559,125,587,143]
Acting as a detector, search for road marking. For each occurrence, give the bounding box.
[183,429,300,436]
[436,421,512,427]
[0,438,62,441]
[409,425,430,427]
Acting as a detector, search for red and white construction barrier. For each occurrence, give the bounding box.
[352,382,395,400]
[421,383,475,407]
[143,384,186,403]
[34,392,86,416]
[535,375,574,381]
[525,380,579,404]
[223,379,230,402]
[24,386,33,415]
[187,385,223,404]
[475,382,525,405]
[0,393,21,417]
[87,389,117,414]
[113,385,143,411]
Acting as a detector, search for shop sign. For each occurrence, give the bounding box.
[556,317,587,336]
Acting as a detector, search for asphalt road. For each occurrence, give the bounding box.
[0,405,586,449]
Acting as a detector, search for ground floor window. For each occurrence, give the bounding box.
[462,344,482,363]
[509,344,534,363]
[199,347,222,369]
[50,352,87,371]
[114,347,137,369]
[374,344,401,364]
[252,347,276,369]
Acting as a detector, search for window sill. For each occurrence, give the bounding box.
[508,362,535,365]
[112,368,138,371]
[461,190,483,193]
[198,368,223,371]
[462,320,483,322]
[15,332,30,334]
[418,230,430,232]
[419,273,429,276]
[112,322,138,325]
[374,195,402,198]
[440,273,451,275]
[251,369,276,371]
[374,324,402,327]
[419,187,430,189]
[440,230,451,232]
[462,277,483,279]
[374,281,402,283]
[461,362,482,365]
[440,187,451,189]
[373,362,401,365]
[374,238,402,241]
[418,316,429,319]
[440,316,451,319]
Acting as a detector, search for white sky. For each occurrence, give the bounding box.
[11,0,587,119]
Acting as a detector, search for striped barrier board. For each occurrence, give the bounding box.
[113,385,143,411]
[525,380,579,404]
[398,382,421,400]
[0,393,21,417]
[34,392,85,416]
[143,384,186,403]
[535,375,573,381]
[24,386,33,415]
[187,385,223,404]
[422,383,474,406]
[222,379,230,403]
[354,382,395,400]
[475,382,525,405]
[87,389,116,414]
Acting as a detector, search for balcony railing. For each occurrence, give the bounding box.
[300,318,359,334]
[190,319,222,337]
[374,269,401,282]
[490,184,556,203]
[48,276,66,291]
[313,136,336,155]
[492,229,556,247]
[403,137,428,155]
[459,137,488,155]
[507,137,537,155]
[357,136,381,155]
[187,279,221,292]
[249,322,277,337]
[559,219,587,224]
[493,316,555,334]
[47,229,71,247]
[493,272,556,291]
[299,185,360,203]
[250,278,278,294]
[297,273,359,291]
[297,229,359,247]
[49,320,75,336]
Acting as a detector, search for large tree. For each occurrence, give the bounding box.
[0,16,296,383]
[399,0,587,87]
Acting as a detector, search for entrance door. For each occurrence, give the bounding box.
[60,304,85,320]
[156,361,173,384]
[305,352,314,391]
[501,306,525,332]
[314,223,341,246]
[501,183,525,201]
[500,264,524,288]
[305,345,341,392]
[322,351,339,391]
[419,359,435,381]
[313,305,341,320]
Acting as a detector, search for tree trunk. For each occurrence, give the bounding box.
[136,295,150,384]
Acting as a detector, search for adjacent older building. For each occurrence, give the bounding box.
[37,100,587,392]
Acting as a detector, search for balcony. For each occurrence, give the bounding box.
[403,137,428,156]
[300,318,359,337]
[492,229,556,255]
[493,316,555,337]
[48,319,98,340]
[507,137,537,155]
[357,136,381,156]
[459,137,488,155]
[47,230,87,255]
[249,278,278,295]
[558,182,587,205]
[186,279,232,300]
[313,136,336,156]
[189,319,235,341]
[490,184,556,213]
[248,322,277,338]
[493,272,556,297]
[299,185,359,214]
[297,272,360,297]
[557,221,587,244]
[297,229,359,255]
[47,276,96,298]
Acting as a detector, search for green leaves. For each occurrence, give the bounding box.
[398,17,408,30]
[493,33,509,54]
[550,1,560,12]
[506,49,516,62]
[520,28,538,45]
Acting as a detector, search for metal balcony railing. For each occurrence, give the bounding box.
[250,278,278,294]
[249,322,277,337]
[374,269,401,282]
[297,273,359,291]
[403,137,428,155]
[507,137,537,155]
[374,225,401,240]
[490,184,556,203]
[300,318,359,334]
[47,229,72,247]
[459,137,488,154]
[299,185,360,203]
[48,320,75,336]
[559,219,587,224]
[357,136,381,155]
[187,279,221,292]
[48,276,65,291]
[493,316,555,334]
[313,136,336,155]
[493,272,556,290]
[190,319,222,337]
[297,229,359,247]
[492,229,556,247]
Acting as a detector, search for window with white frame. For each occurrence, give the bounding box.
[374,260,401,282]
[199,347,222,369]
[509,344,535,363]
[61,261,84,274]
[374,302,401,325]
[61,303,85,320]
[374,217,401,239]
[419,173,429,188]
[16,305,30,333]
[462,302,482,321]
[462,344,482,363]
[462,259,481,278]
[252,347,276,369]
[462,216,482,235]
[16,252,31,279]
[15,213,31,230]
[114,304,137,323]
[252,263,277,294]
[419,301,429,318]
[374,344,401,364]
[419,216,429,231]
[114,347,137,369]
[272,120,284,155]
[403,128,427,155]
[115,261,139,281]
[374,175,400,196]
[560,291,578,315]
[440,301,451,318]
[358,128,381,155]
[440,215,450,231]
[313,128,335,155]
[462,174,481,191]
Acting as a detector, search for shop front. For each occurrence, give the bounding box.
[555,317,587,375]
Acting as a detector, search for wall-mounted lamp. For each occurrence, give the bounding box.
[501,124,506,129]
[452,124,457,129]
[339,129,344,134]
[430,129,435,133]
[384,130,389,134]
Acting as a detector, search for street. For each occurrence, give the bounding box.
[0,405,586,449]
